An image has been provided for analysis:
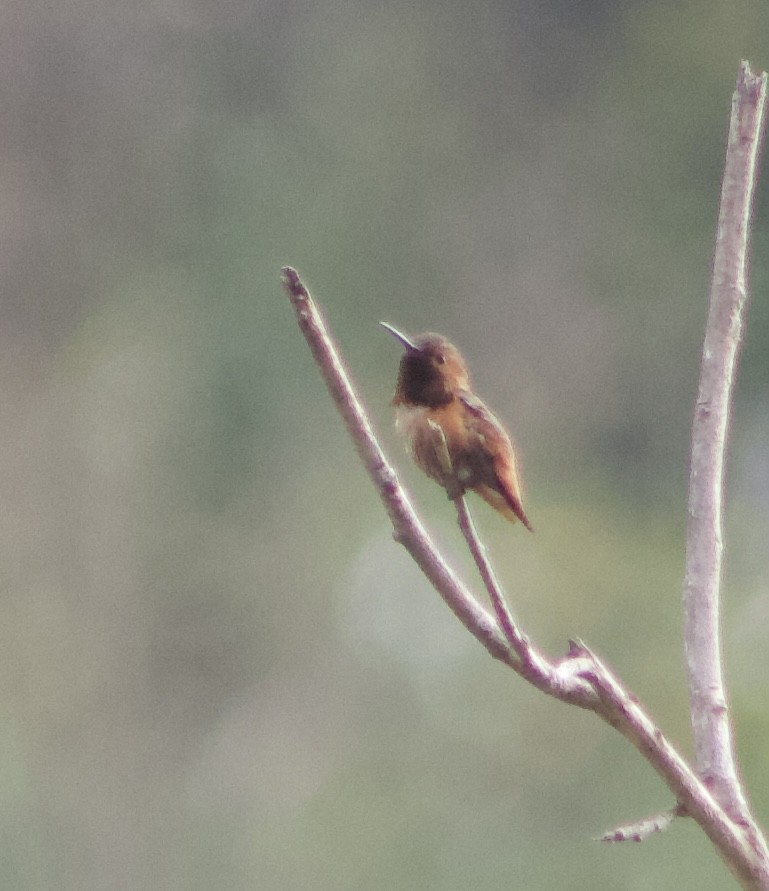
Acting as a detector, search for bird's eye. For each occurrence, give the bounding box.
[435,353,446,365]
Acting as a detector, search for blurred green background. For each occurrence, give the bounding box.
[2,1,769,888]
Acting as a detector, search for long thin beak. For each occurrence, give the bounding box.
[380,322,417,351]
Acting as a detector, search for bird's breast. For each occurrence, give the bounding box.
[394,403,428,442]
[394,403,471,448]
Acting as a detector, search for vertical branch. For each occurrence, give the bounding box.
[684,61,767,828]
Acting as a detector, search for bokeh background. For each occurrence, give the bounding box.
[2,1,769,888]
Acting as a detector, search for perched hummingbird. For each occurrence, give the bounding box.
[381,323,532,531]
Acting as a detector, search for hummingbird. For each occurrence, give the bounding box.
[381,323,532,531]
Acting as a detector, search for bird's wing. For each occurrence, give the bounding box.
[457,392,533,530]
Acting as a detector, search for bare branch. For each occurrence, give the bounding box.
[281,266,593,703]
[683,60,767,839]
[454,494,522,650]
[281,265,769,887]
[453,492,567,686]
[426,419,529,657]
[280,266,516,668]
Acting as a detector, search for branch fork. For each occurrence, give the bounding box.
[280,59,768,889]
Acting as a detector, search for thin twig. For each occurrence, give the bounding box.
[599,805,683,843]
[454,496,521,648]
[683,60,767,842]
[425,419,528,657]
[454,495,547,679]
[281,265,768,887]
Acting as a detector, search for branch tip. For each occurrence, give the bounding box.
[281,265,308,300]
[567,638,589,659]
[598,806,679,844]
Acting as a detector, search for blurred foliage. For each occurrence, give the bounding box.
[1,0,768,888]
